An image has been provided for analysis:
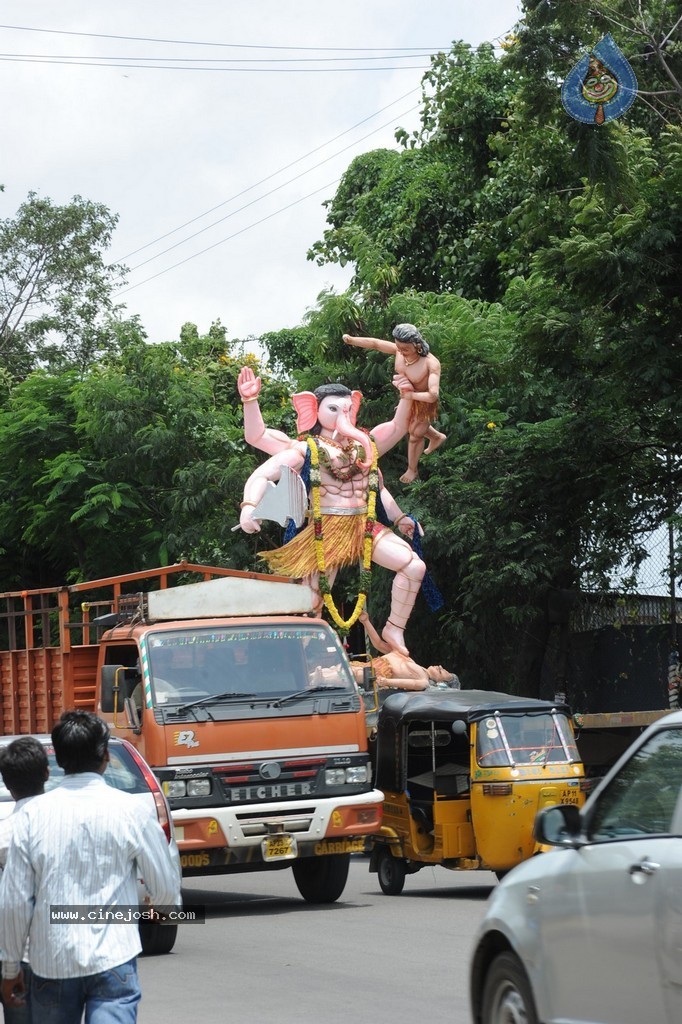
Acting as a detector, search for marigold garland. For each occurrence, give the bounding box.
[307,434,378,634]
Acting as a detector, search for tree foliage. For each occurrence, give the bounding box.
[1,1,680,701]
[0,192,132,378]
[0,325,289,587]
[298,0,682,691]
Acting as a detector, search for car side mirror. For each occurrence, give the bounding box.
[534,804,582,847]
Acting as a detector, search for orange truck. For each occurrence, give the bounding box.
[0,562,383,903]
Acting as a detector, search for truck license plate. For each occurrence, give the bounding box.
[262,834,297,861]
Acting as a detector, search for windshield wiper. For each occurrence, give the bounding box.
[273,685,349,707]
[174,691,260,712]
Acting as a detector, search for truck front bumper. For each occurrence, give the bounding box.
[172,788,383,869]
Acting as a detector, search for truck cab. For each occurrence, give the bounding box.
[0,563,383,904]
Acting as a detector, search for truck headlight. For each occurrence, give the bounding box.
[187,778,211,797]
[325,766,368,786]
[163,780,186,798]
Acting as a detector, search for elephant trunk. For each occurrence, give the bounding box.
[334,414,373,470]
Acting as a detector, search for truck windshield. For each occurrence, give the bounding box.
[146,625,355,707]
[476,712,580,767]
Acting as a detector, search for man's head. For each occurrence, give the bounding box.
[0,737,49,800]
[392,323,430,357]
[51,710,110,775]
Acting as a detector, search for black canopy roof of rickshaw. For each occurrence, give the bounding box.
[377,689,569,729]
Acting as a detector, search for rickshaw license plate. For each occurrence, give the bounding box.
[559,787,581,805]
[262,835,297,861]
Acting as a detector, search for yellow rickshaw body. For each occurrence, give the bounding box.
[369,689,587,884]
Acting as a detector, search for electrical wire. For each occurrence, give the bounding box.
[116,87,420,261]
[2,16,522,297]
[123,104,418,272]
[0,55,432,72]
[0,23,449,51]
[115,177,342,295]
[0,50,438,63]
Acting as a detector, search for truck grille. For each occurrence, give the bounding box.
[213,757,325,804]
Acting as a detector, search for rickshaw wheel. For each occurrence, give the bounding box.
[376,846,407,895]
[481,951,538,1024]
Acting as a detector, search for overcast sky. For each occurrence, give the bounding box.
[1,1,521,347]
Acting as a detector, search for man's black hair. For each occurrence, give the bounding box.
[51,710,110,775]
[0,736,48,799]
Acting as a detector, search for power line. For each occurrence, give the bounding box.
[0,55,432,72]
[109,21,522,290]
[0,50,437,63]
[115,178,342,295]
[0,23,448,51]
[124,104,419,273]
[116,87,421,262]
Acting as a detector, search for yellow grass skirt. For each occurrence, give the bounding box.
[259,514,384,579]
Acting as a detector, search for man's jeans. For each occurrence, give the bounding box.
[30,958,141,1024]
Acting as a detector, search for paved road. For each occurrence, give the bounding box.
[137,857,497,1024]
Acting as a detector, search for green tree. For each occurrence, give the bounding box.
[276,4,682,692]
[308,42,518,304]
[0,192,131,378]
[0,327,289,589]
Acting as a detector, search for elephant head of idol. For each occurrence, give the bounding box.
[292,383,372,469]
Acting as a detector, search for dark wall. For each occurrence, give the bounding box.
[567,625,672,714]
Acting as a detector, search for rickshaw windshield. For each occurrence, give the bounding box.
[476,712,579,767]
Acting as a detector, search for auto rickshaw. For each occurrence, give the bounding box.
[368,688,588,894]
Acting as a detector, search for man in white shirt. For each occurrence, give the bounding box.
[0,736,49,1023]
[0,711,181,1024]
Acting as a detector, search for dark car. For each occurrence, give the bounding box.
[0,734,181,955]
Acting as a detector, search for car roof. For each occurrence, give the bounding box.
[0,734,127,747]
[378,688,570,727]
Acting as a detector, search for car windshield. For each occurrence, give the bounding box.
[476,712,580,767]
[0,742,150,803]
[146,625,355,707]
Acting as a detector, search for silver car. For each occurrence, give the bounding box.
[470,708,682,1024]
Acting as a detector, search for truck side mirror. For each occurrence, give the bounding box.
[101,665,139,714]
[101,665,123,712]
